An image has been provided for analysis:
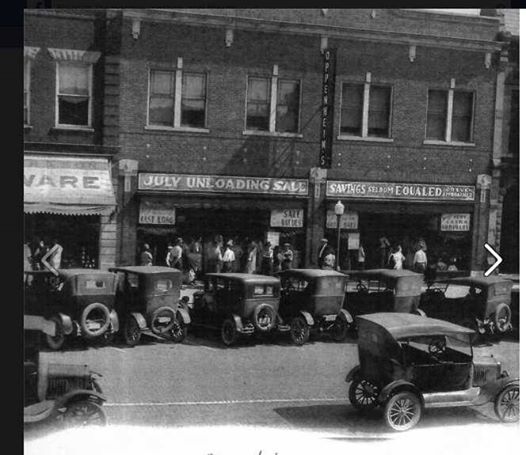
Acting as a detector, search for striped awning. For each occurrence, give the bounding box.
[24,154,117,216]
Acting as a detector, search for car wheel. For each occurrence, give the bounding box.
[80,303,111,339]
[290,316,310,346]
[384,391,422,431]
[494,384,520,423]
[45,316,66,351]
[494,303,512,333]
[168,314,187,343]
[349,377,380,411]
[124,316,141,346]
[63,399,107,427]
[151,306,177,335]
[221,318,238,347]
[331,316,349,342]
[252,304,276,332]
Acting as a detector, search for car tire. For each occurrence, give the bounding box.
[63,399,107,427]
[168,313,187,343]
[123,316,141,346]
[290,316,310,346]
[414,308,426,317]
[150,306,177,335]
[45,315,66,351]
[348,376,380,411]
[494,384,520,423]
[252,304,276,332]
[384,391,422,431]
[493,303,512,333]
[80,303,111,339]
[221,318,238,347]
[331,316,349,342]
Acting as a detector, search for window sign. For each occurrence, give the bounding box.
[326,210,359,229]
[440,214,470,231]
[270,209,304,228]
[347,232,360,250]
[139,200,175,225]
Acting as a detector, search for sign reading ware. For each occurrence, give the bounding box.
[441,213,471,232]
[139,173,308,196]
[270,209,304,228]
[327,181,475,202]
[139,200,175,225]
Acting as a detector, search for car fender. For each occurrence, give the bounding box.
[55,389,106,409]
[378,380,423,406]
[130,312,148,330]
[338,309,353,325]
[345,365,361,383]
[109,310,119,333]
[476,376,520,405]
[231,314,244,332]
[56,313,73,336]
[176,307,191,325]
[299,311,315,326]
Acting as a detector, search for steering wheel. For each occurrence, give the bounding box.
[356,283,368,293]
[428,338,446,357]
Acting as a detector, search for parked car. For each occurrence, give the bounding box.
[24,315,107,427]
[190,273,285,346]
[24,269,119,350]
[109,266,191,346]
[343,269,425,327]
[345,312,519,431]
[419,276,514,337]
[277,269,352,345]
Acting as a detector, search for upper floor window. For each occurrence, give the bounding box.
[246,67,301,134]
[147,60,207,130]
[48,48,101,129]
[340,75,392,139]
[24,47,40,126]
[426,80,474,144]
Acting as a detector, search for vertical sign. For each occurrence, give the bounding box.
[319,49,337,168]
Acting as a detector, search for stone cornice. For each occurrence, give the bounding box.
[24,46,40,60]
[48,48,101,63]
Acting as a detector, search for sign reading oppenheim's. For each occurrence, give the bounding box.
[326,181,476,201]
[138,173,309,196]
[319,48,337,169]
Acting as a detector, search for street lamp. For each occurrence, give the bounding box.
[334,200,345,271]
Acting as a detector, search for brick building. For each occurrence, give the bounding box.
[24,9,514,274]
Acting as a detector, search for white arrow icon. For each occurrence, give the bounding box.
[484,243,503,277]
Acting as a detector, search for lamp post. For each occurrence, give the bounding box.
[334,200,345,271]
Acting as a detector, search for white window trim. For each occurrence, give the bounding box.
[24,47,40,127]
[146,58,208,131]
[339,72,393,140]
[425,78,475,145]
[245,66,302,135]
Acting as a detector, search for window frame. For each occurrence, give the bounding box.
[24,59,31,126]
[146,66,209,132]
[55,60,94,129]
[338,79,393,141]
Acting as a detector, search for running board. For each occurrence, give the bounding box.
[424,387,481,408]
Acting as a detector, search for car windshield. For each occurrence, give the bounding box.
[155,279,173,292]
[399,333,472,359]
[316,276,345,295]
[254,284,275,296]
[444,284,481,299]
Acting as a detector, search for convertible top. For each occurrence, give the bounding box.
[205,273,280,284]
[437,276,512,288]
[109,266,182,275]
[357,312,474,338]
[277,268,347,279]
[345,268,423,279]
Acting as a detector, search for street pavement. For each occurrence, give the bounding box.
[25,329,520,445]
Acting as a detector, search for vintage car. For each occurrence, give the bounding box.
[24,315,107,426]
[24,269,119,350]
[343,269,425,326]
[190,273,285,346]
[419,276,514,336]
[277,269,352,345]
[109,266,191,346]
[345,313,519,431]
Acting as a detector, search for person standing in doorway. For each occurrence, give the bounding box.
[273,245,284,273]
[413,243,427,273]
[390,245,405,270]
[168,238,184,270]
[140,243,153,266]
[357,243,366,270]
[282,243,294,271]
[221,240,236,273]
[378,235,391,268]
[165,243,174,267]
[317,238,330,268]
[245,241,258,274]
[261,241,274,275]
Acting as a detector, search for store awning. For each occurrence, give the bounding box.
[24,154,117,216]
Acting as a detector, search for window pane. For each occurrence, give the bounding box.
[59,62,89,96]
[248,78,270,102]
[341,84,363,135]
[181,100,206,128]
[247,103,269,130]
[151,71,174,96]
[509,90,519,155]
[368,85,391,137]
[276,80,300,133]
[451,91,473,142]
[183,74,205,98]
[149,96,174,126]
[58,95,89,125]
[426,90,448,140]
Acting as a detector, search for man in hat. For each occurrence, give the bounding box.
[168,237,184,270]
[282,243,294,270]
[221,240,236,273]
[317,238,331,268]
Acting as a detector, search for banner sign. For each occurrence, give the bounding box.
[319,48,337,169]
[327,181,476,202]
[139,173,309,196]
[270,209,304,228]
[326,210,359,229]
[139,199,175,225]
[440,213,471,231]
